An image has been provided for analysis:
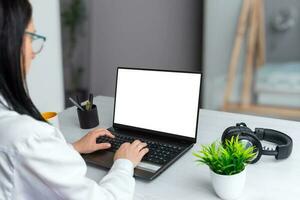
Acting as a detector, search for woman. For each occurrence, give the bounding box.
[0,0,149,199]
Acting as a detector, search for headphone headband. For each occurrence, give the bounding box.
[255,128,293,159]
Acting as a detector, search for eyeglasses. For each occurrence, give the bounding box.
[25,32,47,54]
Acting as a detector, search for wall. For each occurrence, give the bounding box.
[265,0,300,62]
[82,0,300,110]
[27,0,65,112]
[88,0,203,97]
[203,0,244,109]
[60,0,90,92]
[203,0,300,110]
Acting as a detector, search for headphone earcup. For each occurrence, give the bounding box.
[222,126,263,164]
[221,126,239,142]
[222,125,253,142]
[238,134,263,164]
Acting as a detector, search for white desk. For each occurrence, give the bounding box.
[59,96,300,200]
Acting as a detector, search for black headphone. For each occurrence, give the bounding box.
[222,123,293,164]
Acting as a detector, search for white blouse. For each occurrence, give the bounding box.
[0,98,135,200]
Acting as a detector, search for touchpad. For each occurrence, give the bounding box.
[136,161,161,173]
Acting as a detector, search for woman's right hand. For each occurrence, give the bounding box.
[114,140,149,167]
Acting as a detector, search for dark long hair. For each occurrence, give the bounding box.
[0,0,46,122]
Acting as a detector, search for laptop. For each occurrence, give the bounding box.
[82,67,202,180]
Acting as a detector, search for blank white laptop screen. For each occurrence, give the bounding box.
[114,68,201,138]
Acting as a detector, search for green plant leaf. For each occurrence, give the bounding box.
[193,135,255,175]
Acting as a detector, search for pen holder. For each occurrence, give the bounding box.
[77,105,99,129]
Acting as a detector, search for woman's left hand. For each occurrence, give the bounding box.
[72,128,115,154]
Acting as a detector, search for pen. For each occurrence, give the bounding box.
[85,93,94,111]
[76,95,81,105]
[69,97,85,111]
[89,94,94,105]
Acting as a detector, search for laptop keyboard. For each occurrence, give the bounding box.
[96,134,184,165]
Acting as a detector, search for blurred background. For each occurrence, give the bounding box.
[28,0,300,121]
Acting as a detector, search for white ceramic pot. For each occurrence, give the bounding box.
[210,168,246,200]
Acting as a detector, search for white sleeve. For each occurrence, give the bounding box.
[16,130,135,200]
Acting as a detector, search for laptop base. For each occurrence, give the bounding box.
[82,141,193,180]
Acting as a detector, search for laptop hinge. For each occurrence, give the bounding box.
[111,126,195,145]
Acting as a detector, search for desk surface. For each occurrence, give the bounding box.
[59,96,300,200]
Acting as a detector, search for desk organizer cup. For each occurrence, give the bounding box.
[77,105,99,129]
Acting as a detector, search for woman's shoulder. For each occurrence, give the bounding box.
[0,108,59,149]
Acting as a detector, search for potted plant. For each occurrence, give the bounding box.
[193,136,256,200]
